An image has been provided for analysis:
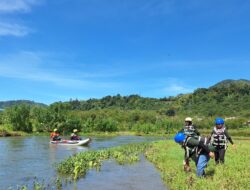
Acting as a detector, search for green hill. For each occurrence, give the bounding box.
[178,79,250,116]
[59,94,172,111]
[2,79,250,117]
[0,100,47,109]
[210,79,250,89]
[62,79,250,116]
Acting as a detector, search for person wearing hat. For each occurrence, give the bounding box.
[50,128,61,141]
[179,117,200,137]
[209,118,235,164]
[179,117,200,172]
[70,129,82,140]
[174,132,215,177]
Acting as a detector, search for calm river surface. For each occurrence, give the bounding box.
[0,136,167,190]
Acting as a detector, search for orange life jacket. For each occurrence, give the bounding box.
[50,132,60,139]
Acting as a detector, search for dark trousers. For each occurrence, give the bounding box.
[215,148,226,164]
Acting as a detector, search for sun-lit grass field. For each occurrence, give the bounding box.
[145,140,250,190]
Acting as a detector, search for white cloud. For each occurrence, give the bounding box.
[159,78,194,95]
[164,84,192,94]
[0,0,42,13]
[0,51,120,89]
[0,22,30,36]
[0,0,43,37]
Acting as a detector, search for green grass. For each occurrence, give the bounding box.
[0,124,27,137]
[145,140,250,190]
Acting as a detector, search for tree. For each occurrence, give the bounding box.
[6,104,32,132]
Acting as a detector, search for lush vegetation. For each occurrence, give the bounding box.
[179,79,250,116]
[56,139,250,190]
[1,79,250,136]
[0,100,47,109]
[145,140,250,190]
[57,142,150,180]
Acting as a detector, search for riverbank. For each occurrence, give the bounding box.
[57,139,250,190]
[0,125,26,137]
[1,128,250,138]
[145,140,250,190]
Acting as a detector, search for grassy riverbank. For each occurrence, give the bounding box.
[146,140,250,190]
[57,139,250,190]
[0,125,27,137]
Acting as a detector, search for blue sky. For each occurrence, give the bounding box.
[0,0,250,104]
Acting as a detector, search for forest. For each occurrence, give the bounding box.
[1,79,250,135]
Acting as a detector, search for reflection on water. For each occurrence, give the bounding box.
[0,135,166,189]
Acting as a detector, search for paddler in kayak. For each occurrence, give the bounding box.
[50,128,61,141]
[70,129,82,140]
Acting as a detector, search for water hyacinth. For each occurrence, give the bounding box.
[56,142,151,180]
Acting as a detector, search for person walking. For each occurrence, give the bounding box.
[179,117,200,172]
[179,117,200,137]
[209,118,235,164]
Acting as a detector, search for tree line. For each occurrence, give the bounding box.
[1,79,250,134]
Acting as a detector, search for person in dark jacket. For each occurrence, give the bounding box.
[175,132,215,177]
[209,118,235,164]
[70,129,82,140]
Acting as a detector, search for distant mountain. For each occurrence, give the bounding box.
[51,79,250,116]
[178,79,250,116]
[210,79,250,89]
[60,94,171,111]
[2,79,250,116]
[0,100,47,109]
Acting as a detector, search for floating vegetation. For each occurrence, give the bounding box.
[7,178,63,190]
[56,142,151,180]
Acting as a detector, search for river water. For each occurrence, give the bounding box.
[0,136,167,190]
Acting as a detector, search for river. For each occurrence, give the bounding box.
[0,136,167,190]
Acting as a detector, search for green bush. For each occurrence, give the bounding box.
[6,104,33,132]
[94,118,118,132]
[131,123,157,134]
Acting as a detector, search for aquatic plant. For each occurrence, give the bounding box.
[57,142,150,180]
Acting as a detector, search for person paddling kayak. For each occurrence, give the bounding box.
[50,128,61,141]
[70,129,82,140]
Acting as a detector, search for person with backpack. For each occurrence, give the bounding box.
[209,118,235,164]
[174,132,215,177]
[178,117,200,172]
